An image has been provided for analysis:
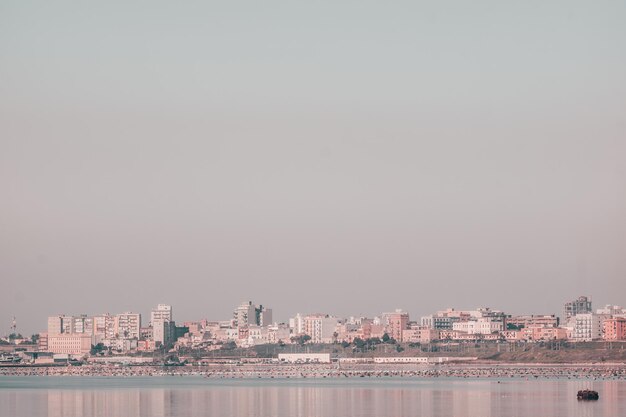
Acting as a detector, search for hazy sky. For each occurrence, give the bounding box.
[2,1,625,335]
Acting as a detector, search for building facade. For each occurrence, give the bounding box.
[507,315,559,329]
[152,319,175,346]
[383,310,409,342]
[115,312,141,339]
[93,314,116,340]
[48,334,92,355]
[303,314,339,344]
[452,318,503,335]
[603,318,626,340]
[234,301,257,328]
[564,296,592,322]
[572,313,606,342]
[151,304,173,325]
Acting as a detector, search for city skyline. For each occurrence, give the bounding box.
[4,295,624,337]
[3,296,623,357]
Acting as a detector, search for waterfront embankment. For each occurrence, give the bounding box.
[1,363,625,380]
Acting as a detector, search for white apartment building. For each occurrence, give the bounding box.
[152,319,175,346]
[48,315,92,335]
[115,312,141,339]
[72,315,94,334]
[151,304,173,325]
[303,315,339,344]
[290,313,305,335]
[234,301,257,328]
[573,313,608,342]
[452,318,503,335]
[93,314,116,340]
[596,305,625,315]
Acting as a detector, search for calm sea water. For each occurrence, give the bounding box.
[1,376,625,417]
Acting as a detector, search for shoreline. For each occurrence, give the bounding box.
[1,363,625,380]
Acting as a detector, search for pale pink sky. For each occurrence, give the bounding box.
[1,1,625,334]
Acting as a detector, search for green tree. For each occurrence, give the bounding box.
[353,337,366,349]
[90,343,105,356]
[221,341,237,350]
[292,335,312,346]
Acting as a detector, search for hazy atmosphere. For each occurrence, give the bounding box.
[2,1,625,335]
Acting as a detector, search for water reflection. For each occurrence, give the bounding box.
[0,379,624,417]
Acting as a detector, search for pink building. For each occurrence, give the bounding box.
[402,326,440,343]
[604,318,626,340]
[137,340,156,352]
[48,334,92,355]
[360,321,385,339]
[185,322,204,336]
[523,326,568,341]
[384,310,409,342]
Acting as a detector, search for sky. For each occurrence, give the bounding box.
[1,1,625,336]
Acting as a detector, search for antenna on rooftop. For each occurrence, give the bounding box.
[11,316,16,334]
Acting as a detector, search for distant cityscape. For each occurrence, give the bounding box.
[0,295,624,363]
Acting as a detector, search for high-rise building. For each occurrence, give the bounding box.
[572,313,606,341]
[115,312,141,339]
[257,305,273,326]
[151,304,172,325]
[234,301,257,328]
[563,296,592,322]
[303,314,339,344]
[60,315,74,333]
[47,316,63,335]
[93,314,116,340]
[152,319,175,346]
[72,315,94,334]
[382,310,409,342]
[47,315,87,335]
[289,313,305,335]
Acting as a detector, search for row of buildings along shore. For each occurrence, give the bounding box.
[2,296,626,361]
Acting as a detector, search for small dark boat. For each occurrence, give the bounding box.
[577,390,599,400]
